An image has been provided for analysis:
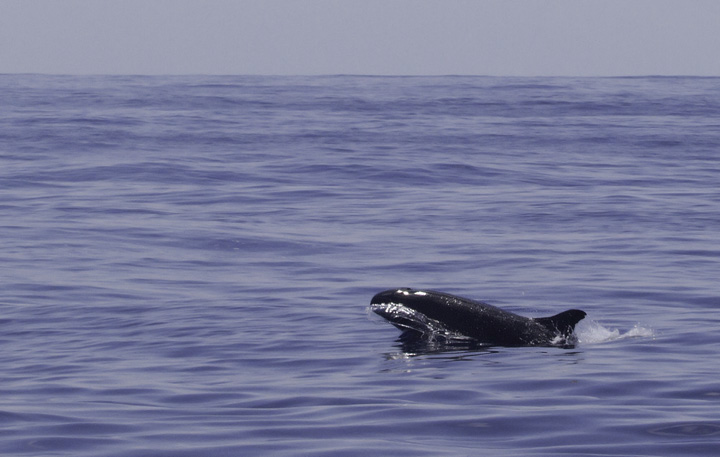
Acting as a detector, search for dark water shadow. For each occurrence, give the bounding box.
[385,329,580,359]
[391,332,497,358]
[648,422,720,437]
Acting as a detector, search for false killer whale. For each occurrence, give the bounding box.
[371,288,586,347]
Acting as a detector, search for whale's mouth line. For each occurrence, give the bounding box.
[370,302,469,340]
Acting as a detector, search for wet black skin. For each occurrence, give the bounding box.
[371,288,586,347]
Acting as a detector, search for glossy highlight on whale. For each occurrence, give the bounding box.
[371,288,586,348]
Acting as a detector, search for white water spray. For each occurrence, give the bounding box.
[575,319,654,345]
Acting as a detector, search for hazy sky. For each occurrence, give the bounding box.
[2,0,719,76]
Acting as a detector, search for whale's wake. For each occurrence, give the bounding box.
[575,319,654,344]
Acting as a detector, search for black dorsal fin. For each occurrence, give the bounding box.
[535,309,587,337]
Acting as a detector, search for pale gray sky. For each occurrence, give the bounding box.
[1,0,719,76]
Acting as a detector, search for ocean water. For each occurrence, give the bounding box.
[1,74,719,456]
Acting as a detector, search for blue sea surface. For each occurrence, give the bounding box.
[1,74,719,456]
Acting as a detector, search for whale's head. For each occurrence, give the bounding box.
[370,288,456,337]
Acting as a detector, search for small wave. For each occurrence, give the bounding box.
[575,319,654,345]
